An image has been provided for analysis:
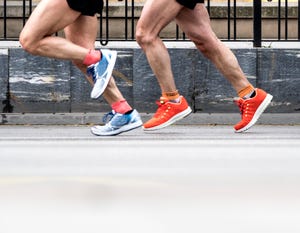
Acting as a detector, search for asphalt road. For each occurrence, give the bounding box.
[0,124,300,233]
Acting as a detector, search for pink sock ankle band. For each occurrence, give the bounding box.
[83,50,101,66]
[111,100,132,114]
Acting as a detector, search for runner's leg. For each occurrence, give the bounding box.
[64,15,128,105]
[175,4,250,92]
[19,0,89,61]
[136,0,184,93]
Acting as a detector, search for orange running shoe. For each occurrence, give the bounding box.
[234,88,273,132]
[143,96,192,131]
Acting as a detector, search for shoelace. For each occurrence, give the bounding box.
[102,111,116,124]
[235,98,251,119]
[153,98,171,118]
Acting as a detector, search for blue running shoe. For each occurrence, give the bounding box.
[91,109,143,136]
[87,49,117,99]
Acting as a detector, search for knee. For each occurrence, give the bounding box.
[195,41,211,57]
[194,37,220,58]
[187,28,220,57]
[135,27,156,49]
[19,30,39,55]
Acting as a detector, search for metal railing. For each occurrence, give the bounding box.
[0,0,299,47]
[253,0,300,46]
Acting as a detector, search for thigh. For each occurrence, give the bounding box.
[64,15,98,49]
[136,0,183,36]
[21,0,81,41]
[175,4,216,42]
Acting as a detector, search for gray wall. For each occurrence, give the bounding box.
[1,47,300,114]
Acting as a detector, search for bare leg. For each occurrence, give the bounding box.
[175,4,272,133]
[136,0,183,93]
[19,0,89,61]
[136,0,192,131]
[63,15,126,105]
[175,4,250,92]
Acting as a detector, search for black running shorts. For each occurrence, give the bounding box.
[176,0,204,9]
[66,0,104,16]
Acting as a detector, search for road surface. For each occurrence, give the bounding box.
[0,124,299,233]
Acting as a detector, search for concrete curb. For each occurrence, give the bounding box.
[1,113,299,126]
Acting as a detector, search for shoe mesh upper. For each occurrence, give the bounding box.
[143,96,189,129]
[234,88,268,131]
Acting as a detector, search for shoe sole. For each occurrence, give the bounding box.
[91,50,118,99]
[143,107,192,131]
[91,120,143,136]
[235,94,273,133]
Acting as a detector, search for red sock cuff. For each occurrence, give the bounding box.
[83,50,101,66]
[111,100,132,114]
